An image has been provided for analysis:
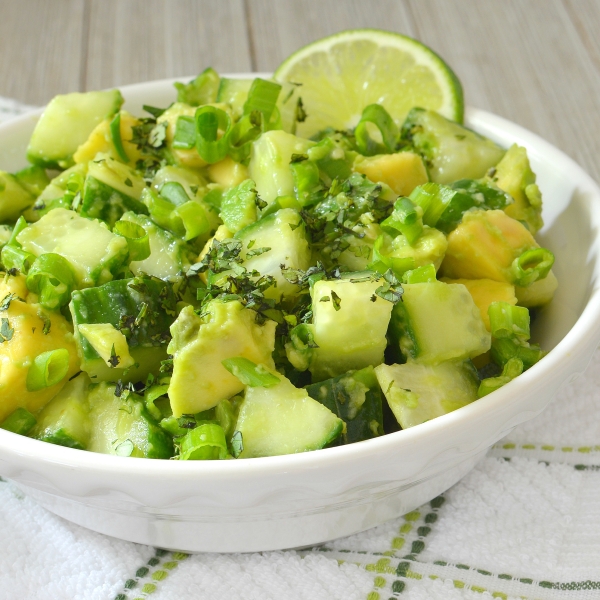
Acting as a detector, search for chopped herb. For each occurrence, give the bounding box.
[108,344,120,368]
[0,292,17,311]
[231,430,244,458]
[331,290,341,311]
[124,177,133,188]
[68,370,82,382]
[0,318,13,342]
[149,122,168,148]
[320,296,330,303]
[143,104,168,119]
[245,246,271,258]
[295,97,307,123]
[114,439,134,457]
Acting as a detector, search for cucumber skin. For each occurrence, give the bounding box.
[305,366,384,445]
[81,176,148,226]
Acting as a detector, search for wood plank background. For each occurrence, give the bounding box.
[0,0,599,181]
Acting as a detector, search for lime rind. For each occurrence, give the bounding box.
[274,29,464,137]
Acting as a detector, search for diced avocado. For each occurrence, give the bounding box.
[490,144,543,234]
[375,359,479,429]
[30,373,92,450]
[168,301,277,416]
[235,208,311,301]
[220,179,258,233]
[305,366,384,445]
[385,225,448,271]
[87,382,173,458]
[353,151,428,196]
[0,297,80,424]
[14,165,50,197]
[0,172,35,222]
[207,156,250,188]
[235,368,343,458]
[389,281,490,364]
[401,108,505,184]
[121,212,190,281]
[440,278,517,330]
[27,89,123,169]
[248,130,314,205]
[73,111,144,165]
[440,209,539,283]
[88,153,146,199]
[309,277,394,381]
[17,208,128,288]
[77,323,136,370]
[69,276,176,382]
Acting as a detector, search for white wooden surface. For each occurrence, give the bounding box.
[0,0,599,180]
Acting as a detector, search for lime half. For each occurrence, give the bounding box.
[274,29,464,138]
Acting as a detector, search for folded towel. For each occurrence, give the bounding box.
[1,98,599,600]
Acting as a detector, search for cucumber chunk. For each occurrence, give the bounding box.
[27,90,123,169]
[70,276,176,382]
[305,366,384,445]
[235,369,343,457]
[0,172,35,222]
[309,277,394,381]
[87,382,173,458]
[17,208,128,288]
[401,107,505,184]
[121,212,189,281]
[389,282,490,365]
[375,360,479,429]
[30,373,92,450]
[248,130,313,205]
[235,208,311,301]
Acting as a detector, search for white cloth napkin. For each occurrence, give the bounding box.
[2,99,600,600]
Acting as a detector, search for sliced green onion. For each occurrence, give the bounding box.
[488,302,530,340]
[144,383,170,421]
[174,67,220,106]
[221,357,280,388]
[172,115,197,150]
[113,221,151,262]
[141,188,175,231]
[491,338,545,370]
[402,264,437,284]
[260,195,301,218]
[409,182,457,227]
[242,78,282,122]
[195,106,232,164]
[26,348,70,392]
[159,181,190,207]
[228,111,262,163]
[1,245,35,274]
[179,423,228,460]
[0,407,37,435]
[110,112,129,162]
[478,357,524,398]
[285,323,318,371]
[291,159,321,207]
[355,104,399,156]
[370,234,415,278]
[8,216,28,246]
[173,201,210,241]
[26,253,76,309]
[380,197,424,244]
[511,248,555,287]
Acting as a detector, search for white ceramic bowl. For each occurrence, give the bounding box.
[1,77,600,553]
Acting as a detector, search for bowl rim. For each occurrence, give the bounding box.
[1,76,600,482]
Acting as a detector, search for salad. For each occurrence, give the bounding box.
[0,32,556,460]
